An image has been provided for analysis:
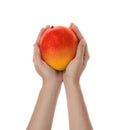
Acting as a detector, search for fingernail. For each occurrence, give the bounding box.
[33,44,37,48]
[70,23,73,27]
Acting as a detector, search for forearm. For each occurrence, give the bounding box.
[27,81,61,130]
[64,81,93,130]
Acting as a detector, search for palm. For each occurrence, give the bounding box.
[42,61,63,83]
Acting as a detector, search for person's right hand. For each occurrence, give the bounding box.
[63,23,90,84]
[33,26,63,86]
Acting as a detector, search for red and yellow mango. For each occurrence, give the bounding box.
[39,26,78,70]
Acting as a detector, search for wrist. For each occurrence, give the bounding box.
[43,78,62,88]
[63,78,80,88]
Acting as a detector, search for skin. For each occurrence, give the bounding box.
[26,23,93,130]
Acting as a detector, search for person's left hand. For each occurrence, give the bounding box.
[33,26,63,86]
[63,23,90,84]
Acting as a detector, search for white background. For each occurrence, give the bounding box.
[0,0,119,130]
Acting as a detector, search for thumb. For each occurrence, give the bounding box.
[76,39,86,59]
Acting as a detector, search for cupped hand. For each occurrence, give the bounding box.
[33,26,63,85]
[63,23,90,84]
[33,23,89,85]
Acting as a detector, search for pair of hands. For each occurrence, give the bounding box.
[33,23,90,86]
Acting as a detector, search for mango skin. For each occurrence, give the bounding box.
[39,26,78,70]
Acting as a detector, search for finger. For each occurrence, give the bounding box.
[33,44,38,63]
[35,25,50,46]
[33,44,43,66]
[83,41,90,67]
[69,22,74,28]
[35,28,45,45]
[76,39,86,60]
[84,41,90,61]
[70,23,84,40]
